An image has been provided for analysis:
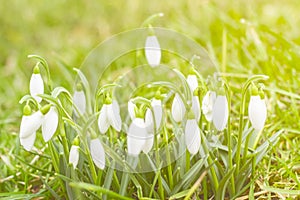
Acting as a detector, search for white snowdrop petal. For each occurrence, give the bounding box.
[90,139,106,169]
[128,100,136,120]
[145,108,154,134]
[69,145,79,169]
[98,105,110,134]
[142,134,154,154]
[20,111,43,139]
[73,91,86,116]
[212,95,229,131]
[248,96,267,131]
[20,131,36,151]
[171,93,186,123]
[186,75,198,92]
[30,73,44,103]
[108,101,122,132]
[202,91,216,122]
[151,99,163,130]
[127,118,148,156]
[192,96,201,122]
[145,35,161,67]
[185,119,201,155]
[42,107,59,142]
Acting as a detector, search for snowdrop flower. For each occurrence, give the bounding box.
[145,35,161,67]
[145,98,163,131]
[30,65,44,103]
[73,84,86,117]
[69,144,79,169]
[19,104,59,151]
[98,99,122,134]
[42,107,59,142]
[127,118,149,156]
[202,91,216,122]
[128,99,136,120]
[185,119,201,155]
[186,74,198,93]
[212,95,229,131]
[19,105,43,151]
[90,138,106,169]
[171,93,186,122]
[248,88,267,131]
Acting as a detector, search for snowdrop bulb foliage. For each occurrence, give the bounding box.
[42,107,58,142]
[127,118,148,156]
[69,145,79,169]
[73,90,86,117]
[171,93,186,122]
[186,75,198,93]
[30,66,44,103]
[185,119,201,155]
[90,138,106,169]
[202,91,216,122]
[212,95,229,131]
[145,35,161,67]
[248,95,267,131]
[98,100,122,134]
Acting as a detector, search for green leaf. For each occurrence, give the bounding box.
[216,165,236,200]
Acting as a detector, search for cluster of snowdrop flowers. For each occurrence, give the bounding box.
[20,65,59,151]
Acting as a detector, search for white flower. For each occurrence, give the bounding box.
[98,100,122,134]
[145,98,163,131]
[42,107,58,142]
[127,118,149,156]
[192,96,201,122]
[185,119,201,155]
[90,138,106,169]
[186,75,198,93]
[19,106,59,151]
[248,95,267,131]
[30,73,44,103]
[127,99,136,120]
[202,91,216,122]
[73,90,86,116]
[69,145,79,169]
[212,95,229,131]
[19,111,43,151]
[171,93,186,122]
[145,35,161,67]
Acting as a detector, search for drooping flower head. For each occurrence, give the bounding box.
[171,93,186,123]
[202,90,216,122]
[30,64,44,103]
[98,93,122,134]
[90,138,106,169]
[248,85,267,131]
[212,88,229,131]
[73,83,86,117]
[145,34,161,67]
[184,110,201,155]
[69,137,80,169]
[20,104,59,151]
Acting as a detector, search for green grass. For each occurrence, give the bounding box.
[1,0,300,199]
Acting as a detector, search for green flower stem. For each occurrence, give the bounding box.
[140,12,164,28]
[242,129,254,165]
[163,126,174,190]
[223,81,235,195]
[185,150,190,172]
[60,123,70,159]
[200,130,219,190]
[235,75,268,177]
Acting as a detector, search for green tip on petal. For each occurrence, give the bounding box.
[23,105,32,116]
[33,64,40,74]
[155,90,162,100]
[250,84,259,96]
[187,109,195,119]
[104,94,112,104]
[76,83,83,91]
[73,137,80,146]
[40,104,51,115]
